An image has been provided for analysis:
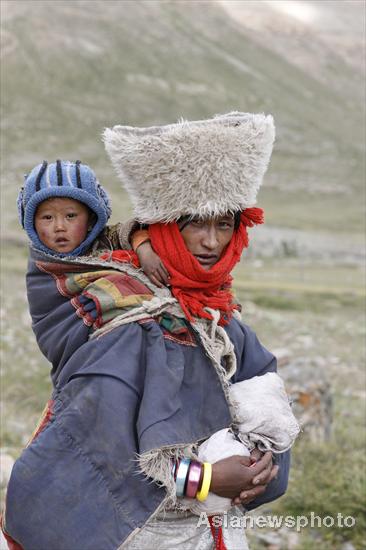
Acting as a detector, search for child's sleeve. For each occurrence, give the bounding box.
[130,228,150,251]
[91,220,138,251]
[116,219,141,249]
[91,220,151,252]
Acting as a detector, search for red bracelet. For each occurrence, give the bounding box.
[185,460,203,498]
[131,229,150,252]
[172,459,181,481]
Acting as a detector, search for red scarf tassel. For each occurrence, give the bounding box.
[208,516,228,550]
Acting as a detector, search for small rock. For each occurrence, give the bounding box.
[312,356,326,367]
[272,348,292,367]
[287,532,300,549]
[0,453,14,486]
[296,334,314,348]
[279,357,333,442]
[0,529,9,550]
[256,532,282,546]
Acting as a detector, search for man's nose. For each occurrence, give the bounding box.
[202,227,219,249]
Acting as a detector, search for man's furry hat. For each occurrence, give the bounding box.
[103,112,275,223]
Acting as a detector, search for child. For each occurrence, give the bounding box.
[17,159,169,286]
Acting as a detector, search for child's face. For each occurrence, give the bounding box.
[34,197,92,254]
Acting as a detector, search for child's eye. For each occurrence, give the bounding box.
[42,215,52,220]
[66,213,77,219]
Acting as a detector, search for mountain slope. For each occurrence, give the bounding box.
[1,0,364,236]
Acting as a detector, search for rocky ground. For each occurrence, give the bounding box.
[1,2,364,548]
[1,251,364,549]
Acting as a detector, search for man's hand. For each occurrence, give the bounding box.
[231,451,278,506]
[210,452,277,502]
[250,447,264,463]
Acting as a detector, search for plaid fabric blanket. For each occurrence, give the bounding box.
[36,260,190,336]
[36,261,154,330]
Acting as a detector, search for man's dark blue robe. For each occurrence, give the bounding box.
[4,249,290,550]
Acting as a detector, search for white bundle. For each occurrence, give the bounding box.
[230,372,300,453]
[184,372,300,515]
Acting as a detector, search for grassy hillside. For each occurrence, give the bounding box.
[1,246,365,549]
[1,2,365,548]
[1,0,365,239]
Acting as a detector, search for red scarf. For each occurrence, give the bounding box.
[105,208,263,325]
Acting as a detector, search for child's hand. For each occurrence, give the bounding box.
[136,241,170,288]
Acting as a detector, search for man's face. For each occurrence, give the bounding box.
[179,214,235,270]
[34,197,91,253]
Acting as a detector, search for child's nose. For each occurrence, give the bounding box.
[54,218,66,231]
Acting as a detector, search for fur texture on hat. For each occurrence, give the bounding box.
[18,160,111,256]
[103,112,275,223]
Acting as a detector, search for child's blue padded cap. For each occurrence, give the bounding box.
[17,160,112,256]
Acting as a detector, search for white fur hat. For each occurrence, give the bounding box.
[103,112,275,223]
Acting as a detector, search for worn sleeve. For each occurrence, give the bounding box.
[91,220,139,251]
[26,246,155,386]
[226,320,277,383]
[26,253,91,385]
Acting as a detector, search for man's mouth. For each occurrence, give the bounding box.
[194,254,218,266]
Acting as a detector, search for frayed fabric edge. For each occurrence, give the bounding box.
[136,445,198,512]
[118,445,197,549]
[192,309,241,426]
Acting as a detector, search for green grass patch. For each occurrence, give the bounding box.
[233,259,365,312]
[234,288,363,312]
[269,397,366,548]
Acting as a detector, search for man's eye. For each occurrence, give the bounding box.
[219,221,233,228]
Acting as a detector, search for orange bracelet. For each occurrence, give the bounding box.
[131,229,150,252]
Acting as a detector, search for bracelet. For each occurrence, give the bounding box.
[171,458,181,481]
[196,462,212,502]
[175,458,191,497]
[185,461,202,498]
[131,229,150,252]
